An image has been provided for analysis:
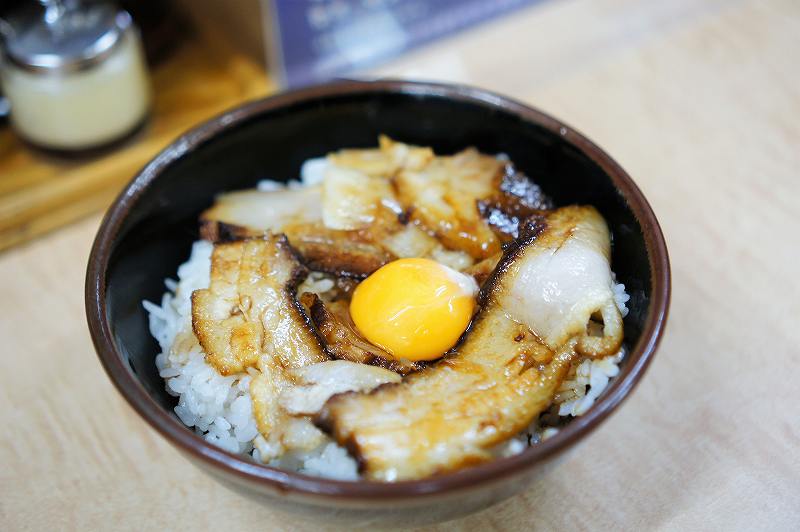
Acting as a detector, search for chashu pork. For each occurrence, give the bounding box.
[199,186,322,242]
[393,149,553,260]
[191,236,333,460]
[394,147,505,260]
[190,235,405,461]
[316,205,623,480]
[197,142,421,277]
[191,235,328,375]
[280,360,402,416]
[300,292,423,375]
[199,186,393,278]
[198,138,553,277]
[496,205,624,358]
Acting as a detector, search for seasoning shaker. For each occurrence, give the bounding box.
[0,0,151,151]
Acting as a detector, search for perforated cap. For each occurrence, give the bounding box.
[4,3,132,73]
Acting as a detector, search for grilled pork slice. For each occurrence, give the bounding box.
[320,135,434,231]
[200,192,397,278]
[249,364,328,460]
[301,293,423,375]
[394,147,504,260]
[252,359,402,462]
[198,185,473,279]
[496,205,623,358]
[191,235,328,376]
[199,136,428,237]
[198,168,403,278]
[310,137,446,272]
[280,360,402,416]
[316,206,622,480]
[315,248,572,480]
[252,358,405,461]
[322,164,400,230]
[198,139,553,277]
[281,223,396,279]
[199,187,322,242]
[478,164,554,240]
[190,235,335,460]
[318,322,571,481]
[328,135,434,177]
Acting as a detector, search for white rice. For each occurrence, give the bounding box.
[144,241,260,455]
[613,272,631,318]
[143,163,632,479]
[143,241,360,478]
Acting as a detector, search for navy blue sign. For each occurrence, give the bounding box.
[268,0,542,87]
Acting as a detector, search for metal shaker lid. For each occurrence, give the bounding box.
[3,1,133,73]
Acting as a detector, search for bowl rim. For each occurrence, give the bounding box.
[86,79,670,500]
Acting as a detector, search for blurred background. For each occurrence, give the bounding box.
[0,0,549,249]
[0,0,792,253]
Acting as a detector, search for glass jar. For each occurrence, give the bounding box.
[0,1,151,151]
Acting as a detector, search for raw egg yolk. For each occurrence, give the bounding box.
[350,258,478,362]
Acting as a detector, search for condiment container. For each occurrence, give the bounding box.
[0,1,151,151]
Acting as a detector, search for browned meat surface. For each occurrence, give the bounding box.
[464,252,503,288]
[478,165,554,240]
[394,147,505,260]
[190,234,336,459]
[199,187,322,242]
[282,223,396,279]
[301,293,423,375]
[191,235,328,375]
[197,138,555,278]
[493,206,623,358]
[315,224,576,481]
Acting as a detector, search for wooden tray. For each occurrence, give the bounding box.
[0,23,273,252]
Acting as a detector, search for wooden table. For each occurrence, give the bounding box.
[0,19,271,252]
[2,0,798,529]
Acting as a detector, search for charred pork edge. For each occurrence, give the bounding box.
[199,218,377,279]
[313,379,403,474]
[191,234,333,367]
[302,293,423,375]
[289,248,375,280]
[478,214,548,306]
[271,234,334,360]
[312,216,551,445]
[436,214,548,358]
[198,219,257,243]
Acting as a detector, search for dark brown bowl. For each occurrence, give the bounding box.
[86,80,669,527]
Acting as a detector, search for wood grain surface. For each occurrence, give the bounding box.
[1,0,799,530]
[0,20,271,252]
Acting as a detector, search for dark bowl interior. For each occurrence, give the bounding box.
[87,80,669,523]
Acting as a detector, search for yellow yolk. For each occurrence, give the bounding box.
[350,258,478,362]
